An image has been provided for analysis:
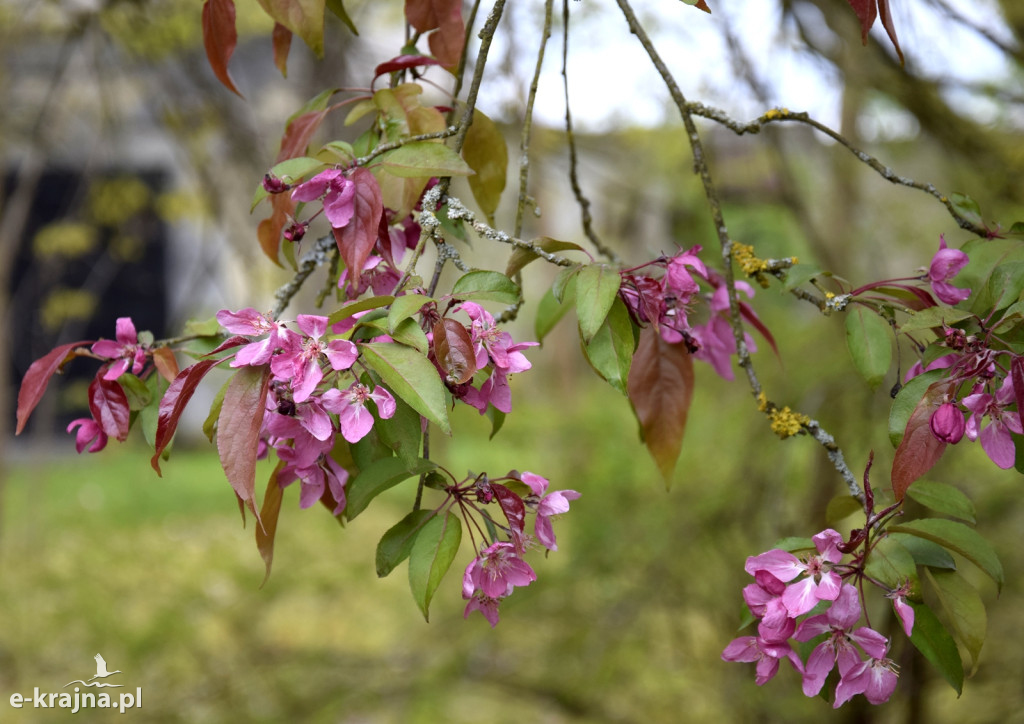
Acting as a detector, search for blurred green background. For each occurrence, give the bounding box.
[4,0,1024,722]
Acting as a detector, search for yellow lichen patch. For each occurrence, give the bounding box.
[732,242,769,276]
[767,406,810,439]
[757,391,768,412]
[32,221,98,259]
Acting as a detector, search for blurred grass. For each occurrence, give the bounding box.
[2,323,1024,722]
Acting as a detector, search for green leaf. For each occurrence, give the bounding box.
[140,370,168,450]
[408,511,462,621]
[505,237,585,278]
[950,192,984,229]
[255,0,325,57]
[376,395,424,467]
[906,480,976,523]
[582,297,635,395]
[782,264,824,291]
[553,265,580,303]
[957,238,1024,316]
[388,293,433,333]
[974,261,1024,316]
[888,369,946,447]
[450,270,520,305]
[327,296,395,327]
[845,305,891,390]
[576,263,622,344]
[377,141,474,178]
[888,519,1003,592]
[203,376,230,442]
[376,509,434,577]
[359,342,451,434]
[462,109,507,225]
[350,424,393,470]
[908,600,964,695]
[487,406,506,439]
[535,285,574,344]
[251,156,325,210]
[924,568,986,674]
[358,317,429,354]
[117,373,152,411]
[898,306,973,334]
[864,535,917,590]
[889,533,956,570]
[825,495,863,528]
[345,457,436,520]
[324,0,358,34]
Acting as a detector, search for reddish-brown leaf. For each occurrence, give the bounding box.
[16,339,93,435]
[627,327,694,487]
[405,0,464,68]
[152,359,221,474]
[152,347,180,383]
[335,167,383,296]
[490,482,526,550]
[271,22,293,77]
[257,194,294,266]
[891,381,950,500]
[256,460,286,587]
[276,109,330,163]
[89,374,131,442]
[432,318,476,384]
[1011,356,1024,433]
[202,0,243,97]
[846,0,903,64]
[217,365,272,521]
[695,0,712,12]
[374,55,443,82]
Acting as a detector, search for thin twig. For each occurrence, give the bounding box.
[271,233,337,319]
[615,0,865,506]
[515,0,553,237]
[685,102,989,237]
[562,0,619,264]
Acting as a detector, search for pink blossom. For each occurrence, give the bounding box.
[904,352,958,383]
[742,570,790,632]
[322,382,396,443]
[463,541,537,600]
[291,169,356,229]
[521,471,580,551]
[337,256,401,296]
[721,617,802,686]
[269,315,358,403]
[794,584,888,698]
[67,417,108,453]
[886,583,915,638]
[92,317,146,380]
[928,235,971,305]
[833,656,899,707]
[462,564,502,627]
[663,245,708,301]
[745,529,844,616]
[277,448,349,513]
[217,308,298,367]
[963,377,1023,468]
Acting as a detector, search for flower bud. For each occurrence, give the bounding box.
[262,173,290,194]
[930,402,966,443]
[283,221,307,242]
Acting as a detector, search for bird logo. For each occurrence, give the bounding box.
[63,654,124,688]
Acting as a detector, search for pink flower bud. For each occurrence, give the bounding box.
[263,173,290,194]
[283,221,307,242]
[930,402,966,443]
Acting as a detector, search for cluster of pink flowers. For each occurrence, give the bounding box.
[722,529,911,708]
[618,247,765,380]
[460,471,580,626]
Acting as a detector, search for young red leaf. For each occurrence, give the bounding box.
[276,109,330,164]
[490,482,526,546]
[202,0,243,97]
[845,0,904,64]
[405,0,464,68]
[257,194,295,266]
[217,365,273,521]
[335,167,383,296]
[373,54,443,82]
[432,318,476,384]
[271,22,293,77]
[88,374,131,442]
[151,346,180,383]
[1011,356,1024,431]
[15,339,93,435]
[256,461,286,588]
[151,359,222,474]
[627,326,694,487]
[891,381,950,501]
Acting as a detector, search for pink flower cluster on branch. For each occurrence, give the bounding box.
[722,529,908,708]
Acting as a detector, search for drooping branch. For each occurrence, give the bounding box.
[685,102,989,238]
[615,0,865,506]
